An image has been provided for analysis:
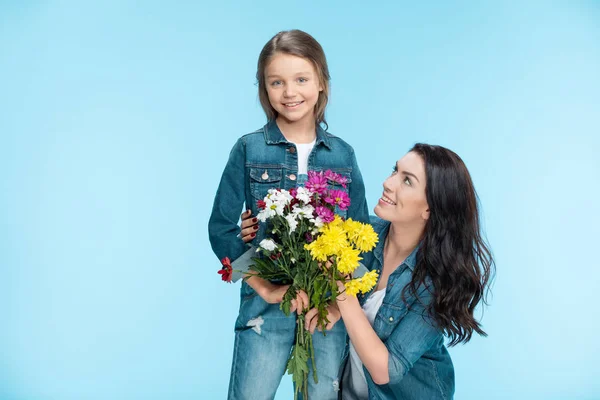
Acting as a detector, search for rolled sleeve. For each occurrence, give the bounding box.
[384,296,441,386]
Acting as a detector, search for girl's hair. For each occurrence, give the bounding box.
[256,30,330,128]
[404,143,495,346]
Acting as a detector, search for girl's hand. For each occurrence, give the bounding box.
[240,210,259,243]
[304,304,342,334]
[256,281,309,314]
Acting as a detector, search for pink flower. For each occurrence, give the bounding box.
[306,171,328,195]
[324,170,348,188]
[325,189,351,210]
[289,188,298,198]
[316,206,335,223]
[257,200,266,210]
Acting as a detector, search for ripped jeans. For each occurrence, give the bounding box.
[227,281,346,400]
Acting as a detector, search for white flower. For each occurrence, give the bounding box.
[292,204,314,220]
[295,187,313,204]
[310,216,324,229]
[285,214,298,233]
[257,208,274,222]
[259,239,278,252]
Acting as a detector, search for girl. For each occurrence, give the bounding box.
[209,30,369,400]
[242,143,494,399]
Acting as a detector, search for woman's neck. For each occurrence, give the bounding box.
[385,222,423,260]
[276,116,317,144]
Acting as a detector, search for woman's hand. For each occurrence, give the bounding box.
[304,304,342,334]
[240,210,259,243]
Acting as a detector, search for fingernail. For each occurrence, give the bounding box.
[252,218,258,223]
[251,233,256,238]
[253,225,258,231]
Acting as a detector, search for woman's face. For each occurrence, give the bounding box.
[374,151,430,225]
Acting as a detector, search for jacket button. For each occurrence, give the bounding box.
[389,317,394,322]
[289,147,296,154]
[261,170,269,180]
[289,174,297,181]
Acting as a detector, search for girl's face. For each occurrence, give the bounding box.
[264,52,323,126]
[374,151,430,226]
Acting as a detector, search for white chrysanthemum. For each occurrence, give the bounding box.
[295,187,313,204]
[292,204,314,220]
[285,213,298,233]
[259,239,277,252]
[257,207,274,222]
[268,189,292,207]
[310,216,324,229]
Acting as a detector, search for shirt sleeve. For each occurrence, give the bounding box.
[208,138,248,265]
[347,149,370,224]
[384,288,442,386]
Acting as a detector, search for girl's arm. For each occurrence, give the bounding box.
[208,138,249,264]
[347,149,370,224]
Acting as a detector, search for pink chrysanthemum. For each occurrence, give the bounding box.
[325,189,351,210]
[315,206,335,223]
[324,170,348,188]
[306,171,328,195]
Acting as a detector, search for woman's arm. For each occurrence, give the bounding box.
[336,290,391,385]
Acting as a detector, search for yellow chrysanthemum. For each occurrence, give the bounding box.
[304,240,329,262]
[317,223,348,255]
[343,270,380,297]
[344,279,362,296]
[358,270,379,293]
[329,215,345,229]
[336,246,362,275]
[346,221,379,253]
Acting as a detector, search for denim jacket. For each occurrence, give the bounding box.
[341,216,455,400]
[208,120,370,281]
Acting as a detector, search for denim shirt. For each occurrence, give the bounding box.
[341,216,455,400]
[208,120,370,281]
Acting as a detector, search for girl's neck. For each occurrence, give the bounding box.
[385,222,423,260]
[276,116,317,144]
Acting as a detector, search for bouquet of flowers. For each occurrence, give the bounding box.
[218,170,379,400]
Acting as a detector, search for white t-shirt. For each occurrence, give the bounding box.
[342,288,386,400]
[293,140,316,175]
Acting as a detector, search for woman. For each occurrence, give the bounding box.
[240,143,494,399]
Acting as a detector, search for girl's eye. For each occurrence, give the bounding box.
[298,77,307,83]
[404,177,412,186]
[271,81,282,87]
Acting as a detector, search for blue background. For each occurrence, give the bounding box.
[1,1,599,399]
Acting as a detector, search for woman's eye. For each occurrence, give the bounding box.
[404,177,412,186]
[298,77,307,83]
[271,81,282,87]
[391,166,398,175]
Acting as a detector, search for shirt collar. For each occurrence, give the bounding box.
[264,119,332,149]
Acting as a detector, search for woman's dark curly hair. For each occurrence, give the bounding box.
[404,143,495,346]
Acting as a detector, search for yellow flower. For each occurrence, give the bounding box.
[336,246,362,275]
[318,223,348,255]
[330,215,345,229]
[304,240,329,262]
[343,270,380,297]
[358,270,379,293]
[344,279,362,296]
[346,221,379,253]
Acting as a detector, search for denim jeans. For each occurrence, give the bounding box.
[228,281,347,400]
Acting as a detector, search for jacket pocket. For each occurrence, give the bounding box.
[249,167,283,200]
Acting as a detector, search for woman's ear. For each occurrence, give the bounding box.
[421,208,430,221]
